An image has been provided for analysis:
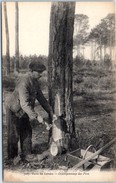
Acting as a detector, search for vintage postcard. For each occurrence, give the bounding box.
[2,1,116,182]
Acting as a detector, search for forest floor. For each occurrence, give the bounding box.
[2,62,116,171]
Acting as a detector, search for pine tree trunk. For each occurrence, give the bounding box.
[104,45,106,56]
[104,45,106,63]
[93,41,96,61]
[48,2,75,142]
[82,47,85,58]
[109,34,112,60]
[15,1,19,72]
[91,41,93,61]
[99,35,102,62]
[4,2,10,75]
[77,45,80,57]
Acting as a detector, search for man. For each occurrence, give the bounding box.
[6,60,54,162]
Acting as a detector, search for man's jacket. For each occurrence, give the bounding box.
[7,73,53,119]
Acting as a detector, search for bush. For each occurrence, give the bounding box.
[104,54,112,68]
[73,56,92,71]
[3,76,16,91]
[73,55,85,68]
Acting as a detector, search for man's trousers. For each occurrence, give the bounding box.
[6,107,32,159]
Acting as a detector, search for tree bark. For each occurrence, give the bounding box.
[48,2,75,139]
[15,1,19,72]
[4,2,10,75]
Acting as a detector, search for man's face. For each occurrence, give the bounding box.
[32,71,42,79]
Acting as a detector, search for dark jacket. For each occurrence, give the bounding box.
[7,73,53,119]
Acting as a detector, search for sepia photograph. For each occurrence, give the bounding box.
[2,1,116,182]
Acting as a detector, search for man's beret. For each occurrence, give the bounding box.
[29,61,46,73]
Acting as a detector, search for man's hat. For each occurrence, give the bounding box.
[29,60,46,73]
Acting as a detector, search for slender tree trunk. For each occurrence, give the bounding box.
[82,46,85,57]
[75,20,81,57]
[48,2,75,140]
[104,45,106,57]
[109,46,112,61]
[91,41,93,61]
[4,2,10,75]
[15,1,19,72]
[93,41,96,61]
[109,32,112,60]
[77,45,80,57]
[77,44,81,57]
[104,44,106,62]
[99,35,102,62]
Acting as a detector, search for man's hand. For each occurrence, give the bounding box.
[37,115,44,124]
[52,114,57,122]
[38,116,52,130]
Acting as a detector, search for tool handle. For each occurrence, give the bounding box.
[44,122,52,131]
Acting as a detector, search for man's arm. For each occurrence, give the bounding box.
[18,81,37,120]
[36,85,53,119]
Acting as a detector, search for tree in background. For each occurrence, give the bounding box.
[89,26,104,61]
[15,1,19,72]
[48,2,76,148]
[101,14,115,60]
[73,14,89,57]
[4,2,10,75]
[88,13,115,62]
